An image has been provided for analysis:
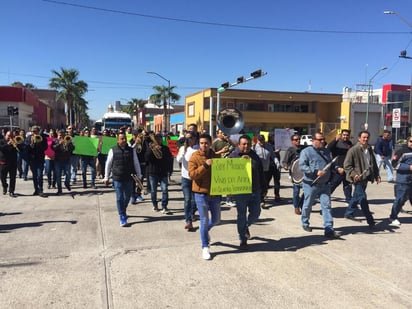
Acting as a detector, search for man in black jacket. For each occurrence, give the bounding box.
[0,130,19,197]
[229,135,265,249]
[328,129,353,203]
[145,133,173,214]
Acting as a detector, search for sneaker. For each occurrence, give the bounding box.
[137,195,144,202]
[162,208,171,214]
[325,230,341,239]
[131,198,137,205]
[260,202,268,209]
[120,215,128,227]
[390,219,401,226]
[152,206,159,212]
[245,227,251,240]
[202,247,211,260]
[302,226,312,232]
[226,201,236,207]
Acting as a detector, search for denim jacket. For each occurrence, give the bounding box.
[299,146,333,185]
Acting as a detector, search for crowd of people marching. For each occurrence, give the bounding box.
[1,124,412,260]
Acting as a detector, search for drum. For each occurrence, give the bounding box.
[290,159,304,185]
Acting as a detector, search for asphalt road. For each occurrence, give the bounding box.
[1,167,412,308]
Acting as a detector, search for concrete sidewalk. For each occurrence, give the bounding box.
[1,170,412,308]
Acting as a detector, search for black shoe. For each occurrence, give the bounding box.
[239,241,248,250]
[83,184,87,189]
[302,226,312,232]
[344,215,356,220]
[245,227,251,240]
[9,192,17,198]
[3,191,6,195]
[368,221,376,229]
[39,191,47,198]
[47,184,51,189]
[56,190,62,195]
[65,183,71,191]
[325,231,341,239]
[33,191,39,196]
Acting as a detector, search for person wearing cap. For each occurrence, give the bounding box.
[25,125,48,197]
[104,133,142,227]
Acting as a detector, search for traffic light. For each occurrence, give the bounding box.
[218,81,230,93]
[13,107,19,116]
[236,76,245,84]
[7,106,13,116]
[250,69,264,79]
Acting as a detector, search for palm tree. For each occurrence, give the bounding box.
[49,68,88,127]
[122,98,146,127]
[11,81,36,89]
[149,85,180,132]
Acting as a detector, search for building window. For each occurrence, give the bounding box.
[188,104,195,117]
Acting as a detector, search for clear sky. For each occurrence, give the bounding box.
[1,0,412,121]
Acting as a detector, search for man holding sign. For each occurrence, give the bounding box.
[229,135,265,250]
[188,133,221,260]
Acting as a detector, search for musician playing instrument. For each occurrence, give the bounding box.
[104,133,141,227]
[0,130,19,197]
[388,136,412,226]
[144,133,173,214]
[25,125,48,197]
[52,130,75,195]
[282,134,304,215]
[299,132,343,238]
[343,130,380,228]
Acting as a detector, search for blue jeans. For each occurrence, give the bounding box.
[55,160,71,191]
[330,173,352,203]
[233,191,261,242]
[390,183,412,220]
[292,184,304,209]
[70,155,80,182]
[301,182,334,234]
[149,175,169,208]
[45,159,56,186]
[194,193,221,248]
[376,154,393,181]
[29,160,45,193]
[113,180,133,217]
[345,182,374,225]
[81,156,96,186]
[181,177,196,223]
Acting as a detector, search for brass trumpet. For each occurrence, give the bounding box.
[31,134,43,144]
[9,136,24,152]
[149,134,163,159]
[63,135,73,145]
[131,174,144,191]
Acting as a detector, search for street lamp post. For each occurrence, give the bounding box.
[384,10,412,135]
[147,71,171,132]
[365,66,387,130]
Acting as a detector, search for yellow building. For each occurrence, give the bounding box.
[185,88,343,135]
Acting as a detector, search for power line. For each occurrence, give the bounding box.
[42,0,411,35]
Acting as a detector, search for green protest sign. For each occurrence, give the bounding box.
[101,136,117,154]
[73,136,99,156]
[210,158,252,195]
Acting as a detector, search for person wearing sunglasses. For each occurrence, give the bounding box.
[388,136,412,226]
[299,132,343,239]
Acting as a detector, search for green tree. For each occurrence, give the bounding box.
[11,81,36,89]
[122,98,146,127]
[49,68,88,127]
[149,85,180,132]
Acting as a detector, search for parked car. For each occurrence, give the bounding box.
[300,135,313,146]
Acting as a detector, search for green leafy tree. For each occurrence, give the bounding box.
[11,81,36,89]
[49,68,88,127]
[149,85,180,132]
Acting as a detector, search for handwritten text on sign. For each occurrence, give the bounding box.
[210,158,252,195]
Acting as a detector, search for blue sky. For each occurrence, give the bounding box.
[1,0,412,121]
